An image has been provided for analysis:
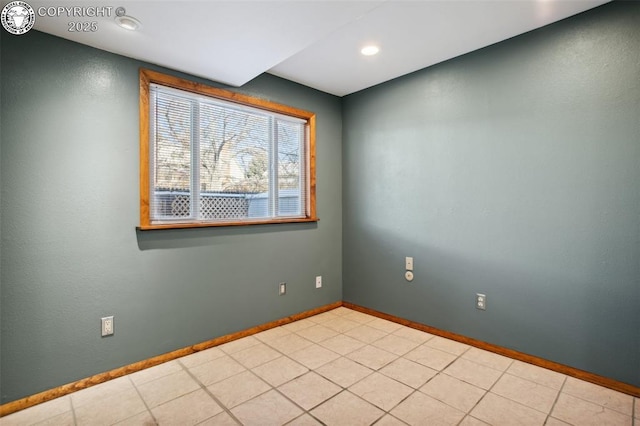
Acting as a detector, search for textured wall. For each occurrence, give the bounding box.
[343,1,639,387]
[0,31,342,403]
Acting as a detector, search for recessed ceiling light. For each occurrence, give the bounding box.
[115,15,142,31]
[361,45,380,56]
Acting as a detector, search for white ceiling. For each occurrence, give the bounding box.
[29,0,609,97]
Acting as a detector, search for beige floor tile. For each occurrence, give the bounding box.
[346,345,398,370]
[344,324,389,343]
[319,334,366,355]
[281,318,316,332]
[71,376,134,408]
[251,356,308,387]
[551,393,632,426]
[253,326,292,343]
[404,344,458,371]
[470,393,547,426]
[136,369,201,408]
[421,373,486,412]
[349,372,413,411]
[635,398,639,418]
[311,391,384,426]
[342,310,377,324]
[322,317,361,333]
[188,355,246,386]
[75,388,148,426]
[229,342,281,369]
[295,324,340,343]
[424,336,470,356]
[179,347,225,369]
[1,396,71,426]
[330,307,354,316]
[458,415,490,425]
[112,411,156,425]
[391,391,465,425]
[506,360,566,390]
[286,414,323,425]
[33,410,76,426]
[129,360,183,386]
[278,372,341,410]
[544,418,571,426]
[367,318,403,333]
[315,356,374,388]
[442,358,502,390]
[491,373,558,413]
[392,326,434,343]
[380,357,437,389]
[374,414,408,425]
[231,389,303,425]
[562,377,634,415]
[308,311,339,324]
[372,333,421,356]
[289,343,341,370]
[218,336,260,354]
[151,389,222,425]
[268,333,314,353]
[207,371,271,409]
[461,347,513,371]
[197,411,240,425]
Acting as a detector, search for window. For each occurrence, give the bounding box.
[139,69,317,230]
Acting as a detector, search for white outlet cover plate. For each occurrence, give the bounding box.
[405,257,414,271]
[101,316,114,336]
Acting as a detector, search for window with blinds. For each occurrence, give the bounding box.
[139,69,317,230]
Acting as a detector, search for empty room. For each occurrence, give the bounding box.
[1,0,638,424]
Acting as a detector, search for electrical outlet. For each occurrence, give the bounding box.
[101,316,114,337]
[405,257,414,271]
[279,282,286,295]
[476,294,486,310]
[316,276,322,288]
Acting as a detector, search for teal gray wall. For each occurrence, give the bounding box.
[0,31,342,403]
[343,1,639,387]
[1,0,639,405]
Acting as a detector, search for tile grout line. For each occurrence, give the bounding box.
[343,320,463,424]
[267,313,398,424]
[338,318,407,422]
[177,358,243,425]
[266,319,371,422]
[219,318,350,425]
[276,315,380,424]
[127,375,160,425]
[69,395,78,426]
[451,348,513,424]
[558,377,636,419]
[545,373,568,425]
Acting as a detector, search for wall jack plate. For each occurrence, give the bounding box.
[405,257,414,271]
[279,282,287,295]
[476,294,486,310]
[101,316,114,337]
[316,276,322,288]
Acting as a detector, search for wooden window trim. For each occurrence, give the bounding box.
[139,68,317,230]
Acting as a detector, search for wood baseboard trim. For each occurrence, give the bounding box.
[0,301,342,418]
[342,302,640,398]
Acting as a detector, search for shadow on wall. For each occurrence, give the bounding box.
[136,221,318,251]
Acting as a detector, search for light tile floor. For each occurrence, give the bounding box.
[3,307,638,426]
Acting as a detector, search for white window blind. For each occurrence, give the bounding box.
[148,83,307,225]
